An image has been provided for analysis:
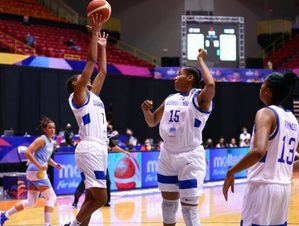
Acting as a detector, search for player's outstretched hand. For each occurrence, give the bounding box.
[197,48,207,60]
[97,32,109,48]
[141,100,153,111]
[222,171,235,201]
[87,13,104,33]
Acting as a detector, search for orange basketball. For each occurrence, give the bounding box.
[87,0,111,22]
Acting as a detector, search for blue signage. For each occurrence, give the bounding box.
[141,151,159,187]
[50,148,249,195]
[53,154,81,195]
[208,147,249,181]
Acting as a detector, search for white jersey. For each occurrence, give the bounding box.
[69,91,108,145]
[247,105,299,184]
[159,88,212,153]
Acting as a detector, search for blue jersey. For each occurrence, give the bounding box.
[27,135,54,171]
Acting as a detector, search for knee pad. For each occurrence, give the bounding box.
[162,199,179,224]
[21,191,39,208]
[41,188,56,208]
[180,196,199,206]
[182,205,200,226]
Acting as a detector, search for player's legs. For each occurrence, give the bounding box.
[176,149,206,226]
[41,186,56,226]
[158,150,180,226]
[66,141,107,226]
[72,179,85,208]
[161,192,180,226]
[1,185,39,225]
[76,188,107,226]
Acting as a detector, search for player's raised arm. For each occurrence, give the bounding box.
[73,14,102,106]
[141,100,164,127]
[196,49,215,112]
[91,31,109,95]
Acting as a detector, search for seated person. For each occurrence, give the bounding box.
[25,33,35,47]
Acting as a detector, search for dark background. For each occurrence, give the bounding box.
[0,65,297,143]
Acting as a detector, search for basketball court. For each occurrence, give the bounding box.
[1,175,299,226]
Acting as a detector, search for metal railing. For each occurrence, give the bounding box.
[0,31,36,55]
[256,33,292,60]
[109,36,159,66]
[38,0,79,23]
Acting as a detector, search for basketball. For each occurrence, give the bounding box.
[87,0,111,22]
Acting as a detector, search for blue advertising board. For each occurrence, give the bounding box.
[52,153,81,195]
[0,136,35,163]
[141,151,159,187]
[51,148,249,195]
[207,147,249,181]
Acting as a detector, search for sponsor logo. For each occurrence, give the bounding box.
[213,154,243,168]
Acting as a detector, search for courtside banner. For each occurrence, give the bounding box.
[53,153,81,195]
[207,148,249,181]
[108,152,142,191]
[141,151,160,188]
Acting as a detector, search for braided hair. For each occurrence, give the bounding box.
[267,71,297,104]
[183,66,202,88]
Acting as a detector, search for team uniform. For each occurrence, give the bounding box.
[69,91,108,189]
[158,88,212,197]
[26,135,54,189]
[242,105,299,226]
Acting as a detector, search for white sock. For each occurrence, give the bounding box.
[44,212,52,226]
[71,218,81,226]
[5,206,17,217]
[182,205,200,226]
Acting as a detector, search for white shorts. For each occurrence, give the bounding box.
[241,183,291,226]
[157,146,206,198]
[75,140,108,189]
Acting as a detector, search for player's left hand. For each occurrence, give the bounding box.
[97,32,109,48]
[222,170,235,201]
[55,163,63,170]
[197,48,207,60]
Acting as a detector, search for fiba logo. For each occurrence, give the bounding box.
[114,156,140,189]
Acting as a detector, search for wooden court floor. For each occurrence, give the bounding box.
[1,175,299,226]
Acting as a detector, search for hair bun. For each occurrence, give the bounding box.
[283,71,297,87]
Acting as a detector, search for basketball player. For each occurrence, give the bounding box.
[71,131,130,208]
[141,49,215,226]
[223,71,298,226]
[64,13,109,226]
[0,116,62,226]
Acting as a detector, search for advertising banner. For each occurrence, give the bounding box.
[208,147,249,181]
[108,152,142,191]
[141,151,159,188]
[53,154,81,195]
[0,136,35,163]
